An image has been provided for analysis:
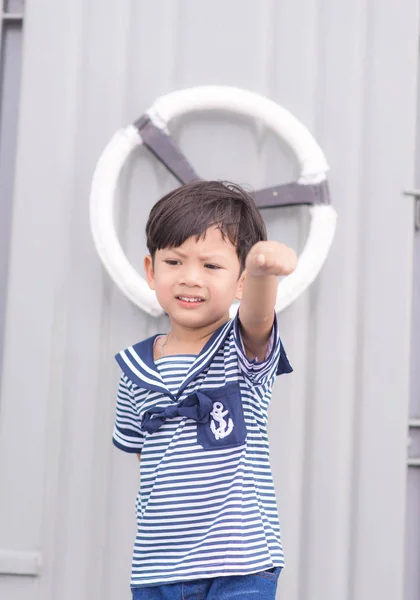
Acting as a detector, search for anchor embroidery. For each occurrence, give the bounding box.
[210,401,234,440]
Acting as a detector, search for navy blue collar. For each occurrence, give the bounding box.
[115,317,235,399]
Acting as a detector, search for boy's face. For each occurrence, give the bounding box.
[144,226,245,330]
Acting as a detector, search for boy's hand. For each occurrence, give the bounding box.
[245,241,297,277]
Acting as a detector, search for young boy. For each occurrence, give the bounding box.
[113,180,297,599]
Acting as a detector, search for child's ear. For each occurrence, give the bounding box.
[235,270,246,301]
[144,255,155,290]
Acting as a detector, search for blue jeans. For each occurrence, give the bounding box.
[131,568,282,599]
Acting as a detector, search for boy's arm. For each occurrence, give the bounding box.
[238,241,297,362]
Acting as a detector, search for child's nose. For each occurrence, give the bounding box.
[179,265,203,287]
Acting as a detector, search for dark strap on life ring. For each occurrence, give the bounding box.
[134,115,200,183]
[134,114,330,208]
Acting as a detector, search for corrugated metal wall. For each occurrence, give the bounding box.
[0,1,418,599]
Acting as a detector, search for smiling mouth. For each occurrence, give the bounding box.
[176,296,204,303]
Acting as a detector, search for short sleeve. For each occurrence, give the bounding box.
[112,374,146,453]
[233,311,293,384]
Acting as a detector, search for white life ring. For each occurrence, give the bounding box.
[90,86,337,317]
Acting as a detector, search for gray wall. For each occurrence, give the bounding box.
[0,1,418,600]
[0,4,24,381]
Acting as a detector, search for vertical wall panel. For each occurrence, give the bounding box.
[296,2,369,599]
[350,2,417,599]
[0,11,23,387]
[0,2,89,600]
[0,1,418,600]
[405,9,420,600]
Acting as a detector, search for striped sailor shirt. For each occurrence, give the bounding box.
[113,312,292,589]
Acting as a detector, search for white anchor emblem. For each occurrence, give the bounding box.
[210,401,234,440]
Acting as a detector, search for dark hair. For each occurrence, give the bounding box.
[146,180,267,272]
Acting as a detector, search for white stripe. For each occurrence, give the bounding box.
[120,350,162,387]
[132,554,276,571]
[135,522,268,537]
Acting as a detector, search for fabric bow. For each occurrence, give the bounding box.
[141,391,214,434]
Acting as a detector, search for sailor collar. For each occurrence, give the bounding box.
[115,317,234,399]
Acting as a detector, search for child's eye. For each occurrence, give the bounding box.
[204,264,221,270]
[164,259,180,266]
